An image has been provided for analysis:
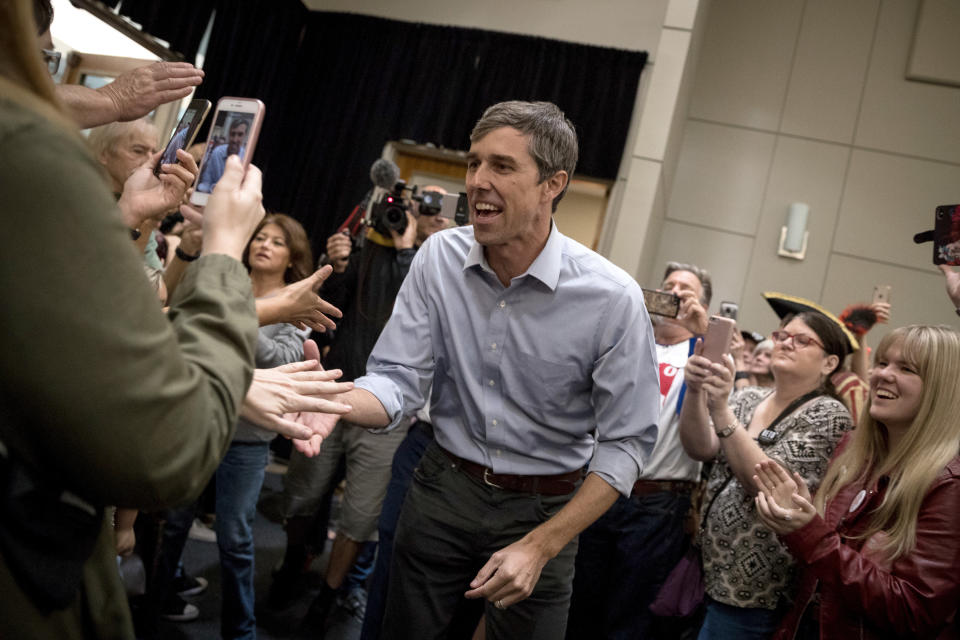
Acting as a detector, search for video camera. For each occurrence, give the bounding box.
[368,180,469,236]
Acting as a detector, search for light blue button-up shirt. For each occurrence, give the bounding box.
[354,223,660,496]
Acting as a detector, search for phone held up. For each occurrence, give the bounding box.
[872,284,891,305]
[642,288,680,319]
[718,301,739,321]
[189,97,265,208]
[153,98,211,176]
[913,204,960,267]
[701,315,737,364]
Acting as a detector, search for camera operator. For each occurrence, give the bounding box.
[268,182,448,627]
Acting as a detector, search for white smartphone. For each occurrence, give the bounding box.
[189,97,265,208]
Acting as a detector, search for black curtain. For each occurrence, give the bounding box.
[197,7,647,252]
[114,0,216,61]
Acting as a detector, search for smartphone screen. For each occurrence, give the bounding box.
[642,288,680,318]
[153,99,211,176]
[190,98,265,207]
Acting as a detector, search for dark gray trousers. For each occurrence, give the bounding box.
[381,442,579,640]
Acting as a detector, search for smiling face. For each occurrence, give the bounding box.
[247,223,290,277]
[869,339,923,434]
[465,126,562,257]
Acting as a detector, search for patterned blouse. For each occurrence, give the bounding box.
[700,387,853,610]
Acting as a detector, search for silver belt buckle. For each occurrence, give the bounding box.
[482,467,504,489]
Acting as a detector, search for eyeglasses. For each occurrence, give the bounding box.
[41,49,61,76]
[770,330,825,350]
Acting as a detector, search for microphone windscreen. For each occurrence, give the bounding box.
[370,158,400,189]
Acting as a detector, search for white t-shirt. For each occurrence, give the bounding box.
[638,340,702,482]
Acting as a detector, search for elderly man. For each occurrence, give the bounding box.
[321,101,660,639]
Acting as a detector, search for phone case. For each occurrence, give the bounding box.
[702,316,736,363]
[642,288,680,318]
[934,205,960,266]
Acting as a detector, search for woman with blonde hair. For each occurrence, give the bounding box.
[755,324,960,640]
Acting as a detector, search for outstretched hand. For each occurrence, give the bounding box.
[241,345,352,443]
[275,266,342,332]
[100,62,204,122]
[286,340,348,457]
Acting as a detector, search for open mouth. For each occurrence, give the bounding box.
[474,201,503,222]
[874,388,898,400]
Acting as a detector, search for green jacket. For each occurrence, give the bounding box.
[0,98,258,638]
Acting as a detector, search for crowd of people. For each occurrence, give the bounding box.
[4,1,960,639]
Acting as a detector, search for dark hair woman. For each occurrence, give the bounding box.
[679,310,854,640]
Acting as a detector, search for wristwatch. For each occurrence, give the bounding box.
[715,419,739,439]
[176,246,201,262]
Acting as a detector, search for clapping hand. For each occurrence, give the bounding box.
[753,460,816,534]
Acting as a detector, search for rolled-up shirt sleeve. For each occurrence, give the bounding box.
[354,246,434,430]
[587,286,660,496]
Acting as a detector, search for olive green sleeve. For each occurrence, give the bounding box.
[0,103,258,509]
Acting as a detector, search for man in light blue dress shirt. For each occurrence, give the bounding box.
[197,119,247,193]
[326,101,660,639]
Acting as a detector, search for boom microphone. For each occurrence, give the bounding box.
[370,158,400,190]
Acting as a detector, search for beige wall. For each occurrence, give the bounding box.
[648,0,960,339]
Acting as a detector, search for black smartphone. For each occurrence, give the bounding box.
[153,98,211,176]
[642,288,680,318]
[933,205,960,266]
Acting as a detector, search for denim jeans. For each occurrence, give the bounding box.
[566,489,692,640]
[697,597,783,640]
[215,441,269,640]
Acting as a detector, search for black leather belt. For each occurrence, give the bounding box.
[440,447,581,496]
[632,479,698,496]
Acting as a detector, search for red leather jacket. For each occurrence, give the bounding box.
[774,436,960,640]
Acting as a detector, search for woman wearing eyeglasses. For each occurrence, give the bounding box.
[679,311,854,639]
[754,324,960,640]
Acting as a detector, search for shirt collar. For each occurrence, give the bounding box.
[463,222,563,291]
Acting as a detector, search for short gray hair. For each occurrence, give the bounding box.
[470,101,578,212]
[663,261,713,307]
[87,118,158,157]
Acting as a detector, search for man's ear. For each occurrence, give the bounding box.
[541,170,569,205]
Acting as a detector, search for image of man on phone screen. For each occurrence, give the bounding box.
[197,117,249,192]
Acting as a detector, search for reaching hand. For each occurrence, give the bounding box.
[241,355,352,440]
[939,264,960,309]
[870,301,891,325]
[286,340,347,457]
[274,267,343,332]
[99,62,204,122]
[118,149,198,229]
[464,535,550,609]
